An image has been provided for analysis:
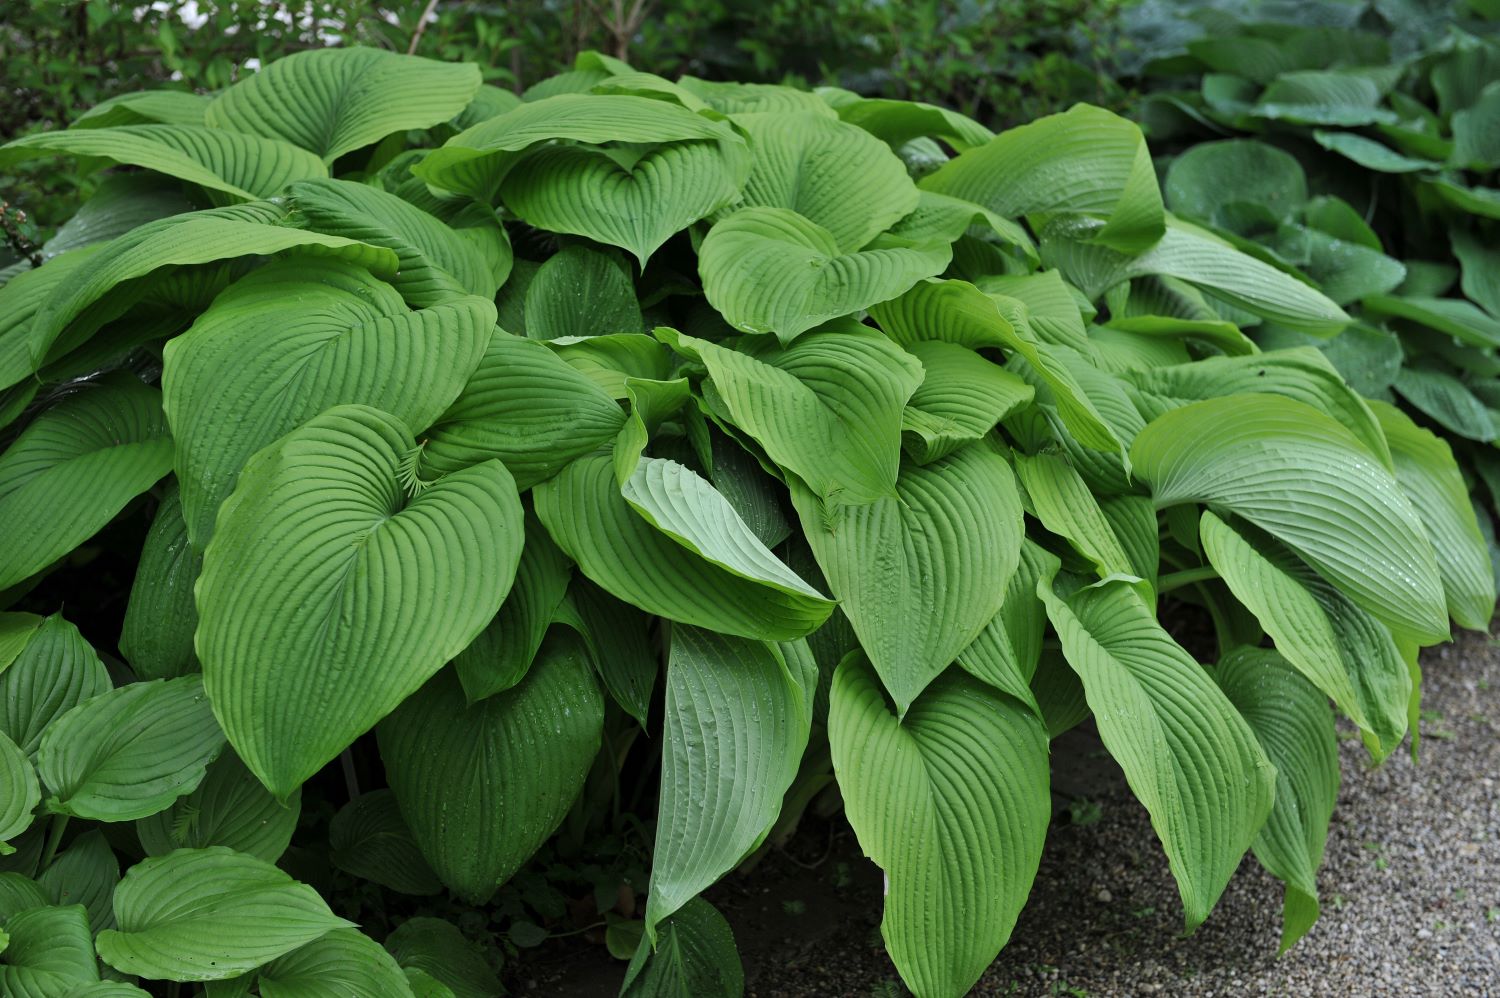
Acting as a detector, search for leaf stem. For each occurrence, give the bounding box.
[340,748,361,801]
[1157,565,1220,593]
[40,813,69,869]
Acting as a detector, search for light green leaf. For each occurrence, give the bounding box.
[420,331,626,489]
[535,453,832,641]
[731,111,917,252]
[829,656,1050,998]
[385,918,501,998]
[96,847,354,981]
[0,615,109,759]
[1199,511,1411,759]
[37,829,117,933]
[792,441,1023,713]
[0,733,38,854]
[1039,579,1275,929]
[0,904,98,993]
[1131,393,1447,644]
[834,96,993,150]
[74,90,212,129]
[257,928,413,998]
[1015,451,1135,580]
[621,898,742,998]
[377,640,603,903]
[923,103,1164,253]
[37,675,224,822]
[0,124,327,201]
[901,340,1034,463]
[163,258,494,546]
[0,374,173,590]
[198,405,523,798]
[329,790,442,897]
[955,541,1057,713]
[645,627,816,936]
[206,47,480,162]
[119,482,200,680]
[698,207,950,343]
[1362,294,1500,348]
[1372,402,1495,630]
[1213,648,1337,953]
[136,750,300,863]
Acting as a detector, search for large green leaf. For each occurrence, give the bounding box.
[206,47,480,162]
[1131,393,1447,644]
[257,928,412,998]
[163,258,494,546]
[829,656,1050,998]
[36,676,225,822]
[621,898,743,998]
[1213,648,1338,953]
[645,628,816,936]
[1391,367,1496,442]
[1163,139,1307,224]
[1363,295,1500,349]
[136,750,300,863]
[328,790,442,897]
[792,441,1023,714]
[730,111,918,252]
[96,847,353,981]
[420,332,626,489]
[0,374,173,590]
[534,453,833,641]
[1199,511,1411,758]
[1015,451,1136,580]
[955,540,1057,713]
[522,246,644,341]
[900,340,1034,463]
[384,918,501,998]
[0,733,37,854]
[922,103,1164,253]
[698,207,950,343]
[119,482,200,680]
[0,124,327,201]
[0,904,98,993]
[37,829,118,933]
[0,615,109,759]
[197,405,523,798]
[1039,579,1275,929]
[377,640,603,903]
[1372,402,1495,630]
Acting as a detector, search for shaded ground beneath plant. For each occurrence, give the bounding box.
[512,630,1500,997]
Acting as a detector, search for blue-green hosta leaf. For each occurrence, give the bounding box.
[96,847,354,982]
[1213,648,1338,953]
[535,453,832,640]
[1015,451,1135,580]
[730,111,917,252]
[164,258,494,546]
[645,628,817,937]
[257,928,412,998]
[1199,512,1411,759]
[378,639,604,903]
[1277,224,1405,306]
[1253,70,1395,126]
[1311,130,1439,172]
[922,103,1164,253]
[0,374,172,590]
[1040,578,1275,929]
[0,204,397,391]
[900,340,1035,463]
[792,441,1023,713]
[119,482,199,680]
[500,133,748,267]
[385,918,500,998]
[0,615,109,759]
[830,656,1050,998]
[0,733,38,854]
[37,829,118,933]
[206,47,480,162]
[523,245,644,341]
[621,897,743,998]
[1125,347,1391,469]
[420,332,626,489]
[198,405,523,798]
[1163,139,1307,225]
[1390,368,1496,443]
[136,750,300,863]
[286,178,510,305]
[0,124,327,202]
[698,207,950,343]
[0,904,98,993]
[329,790,442,897]
[870,279,1122,455]
[454,512,572,703]
[417,93,737,201]
[1131,393,1447,644]
[1453,230,1500,319]
[1362,295,1500,349]
[1372,402,1495,630]
[36,675,224,822]
[662,323,922,503]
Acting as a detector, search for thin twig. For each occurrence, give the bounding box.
[407,0,441,55]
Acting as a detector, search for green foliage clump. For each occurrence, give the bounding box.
[0,39,1488,998]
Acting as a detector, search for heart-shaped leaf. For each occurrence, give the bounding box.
[0,614,109,759]
[136,750,300,863]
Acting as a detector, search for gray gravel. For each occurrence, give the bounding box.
[742,630,1500,997]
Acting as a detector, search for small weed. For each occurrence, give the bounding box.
[782,899,806,916]
[1067,799,1103,827]
[1486,907,1499,924]
[870,979,904,998]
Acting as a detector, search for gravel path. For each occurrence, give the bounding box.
[740,630,1500,997]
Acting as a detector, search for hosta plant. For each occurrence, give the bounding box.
[0,42,1490,998]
